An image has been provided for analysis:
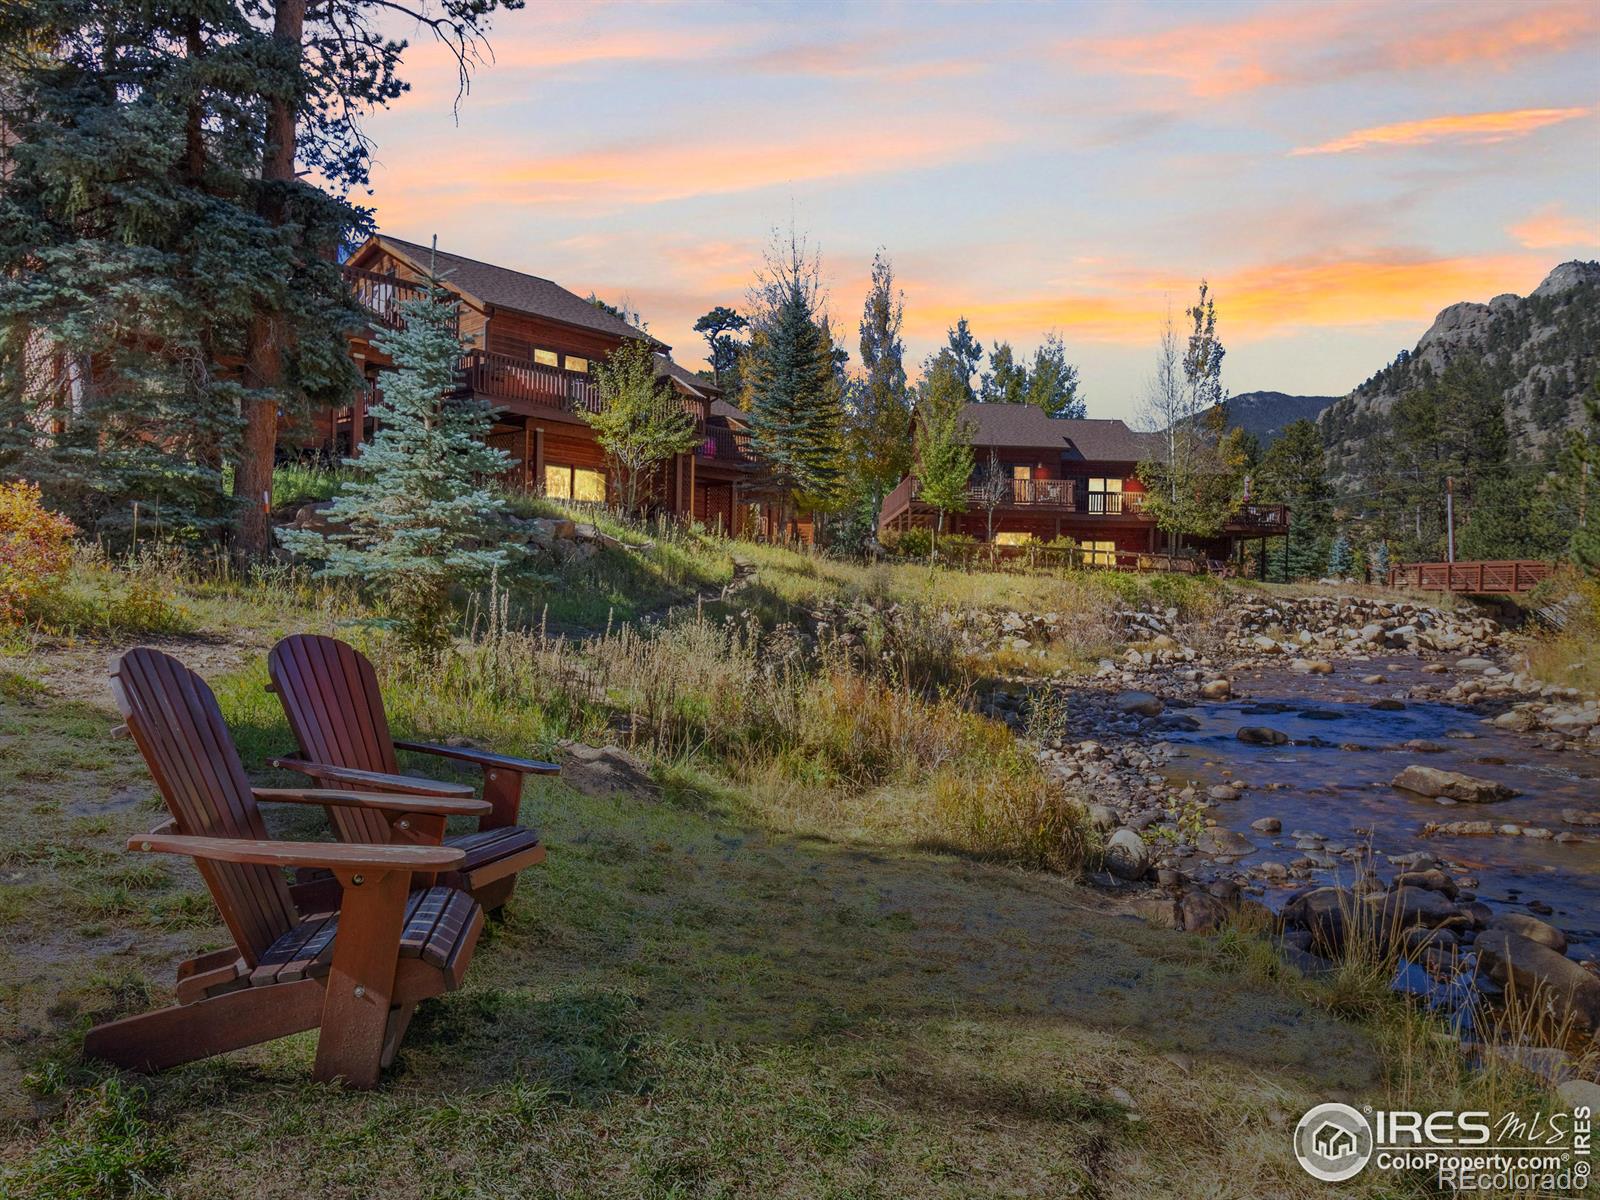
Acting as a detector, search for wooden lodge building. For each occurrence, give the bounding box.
[316,235,784,538]
[878,403,1288,569]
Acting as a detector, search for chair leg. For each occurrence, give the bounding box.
[471,874,516,913]
[85,978,324,1073]
[313,869,410,1089]
[379,1003,417,1069]
[480,767,524,830]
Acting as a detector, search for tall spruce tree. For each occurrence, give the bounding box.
[1258,418,1332,579]
[1024,332,1085,419]
[743,230,844,526]
[278,284,510,658]
[913,351,975,550]
[944,316,982,399]
[980,342,1028,404]
[846,250,912,506]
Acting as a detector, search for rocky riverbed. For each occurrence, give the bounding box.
[1016,593,1600,1063]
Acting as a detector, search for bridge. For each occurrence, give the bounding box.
[1387,560,1554,594]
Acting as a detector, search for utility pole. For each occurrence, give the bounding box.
[1445,476,1455,563]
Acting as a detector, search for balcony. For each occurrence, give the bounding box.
[459,348,600,414]
[699,426,758,465]
[344,264,429,330]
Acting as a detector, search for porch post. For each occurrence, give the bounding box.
[532,427,545,494]
[521,423,533,490]
[350,383,367,457]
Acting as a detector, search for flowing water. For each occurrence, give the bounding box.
[1156,658,1600,962]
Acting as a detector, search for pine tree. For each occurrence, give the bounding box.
[1370,539,1391,583]
[1024,333,1084,418]
[944,317,982,399]
[743,230,845,524]
[585,339,702,515]
[847,250,912,506]
[278,285,511,659]
[1326,535,1352,579]
[693,305,747,389]
[1258,419,1332,578]
[980,342,1028,404]
[913,351,975,551]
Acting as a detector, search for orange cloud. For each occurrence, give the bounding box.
[1292,106,1590,155]
[1065,1,1599,97]
[901,254,1546,346]
[372,122,1003,214]
[1509,203,1600,249]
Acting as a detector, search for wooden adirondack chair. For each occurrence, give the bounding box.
[84,648,490,1088]
[266,634,558,911]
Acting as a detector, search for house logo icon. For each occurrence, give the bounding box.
[1293,1103,1374,1182]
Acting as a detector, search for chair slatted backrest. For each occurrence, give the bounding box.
[267,635,398,844]
[112,649,299,966]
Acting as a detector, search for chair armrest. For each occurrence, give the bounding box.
[127,833,464,872]
[252,787,491,818]
[268,757,476,798]
[393,740,561,776]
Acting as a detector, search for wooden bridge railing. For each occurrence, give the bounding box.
[1387,560,1553,593]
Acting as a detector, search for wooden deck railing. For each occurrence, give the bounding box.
[700,426,757,464]
[343,265,429,329]
[1388,560,1553,594]
[459,349,601,413]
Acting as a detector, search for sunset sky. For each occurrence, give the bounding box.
[361,0,1600,421]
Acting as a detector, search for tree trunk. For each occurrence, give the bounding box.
[235,0,306,561]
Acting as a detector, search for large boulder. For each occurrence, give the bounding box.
[1487,914,1568,955]
[1474,930,1600,1035]
[1199,678,1232,700]
[1197,827,1253,857]
[1283,887,1350,952]
[1179,890,1232,934]
[1236,726,1289,746]
[1104,828,1152,881]
[1391,765,1517,803]
[1367,886,1461,931]
[1116,690,1165,717]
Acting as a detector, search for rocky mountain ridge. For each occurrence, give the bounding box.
[1318,260,1600,492]
[1218,390,1340,445]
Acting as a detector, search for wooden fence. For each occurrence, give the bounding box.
[1387,560,1553,594]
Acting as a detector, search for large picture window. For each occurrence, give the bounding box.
[1080,539,1117,566]
[543,463,608,502]
[1087,477,1124,514]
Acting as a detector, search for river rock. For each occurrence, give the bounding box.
[1473,930,1600,1035]
[1391,765,1517,803]
[1179,890,1232,934]
[1562,809,1600,827]
[1117,690,1165,717]
[1237,726,1289,746]
[1488,914,1568,955]
[1250,817,1282,833]
[1086,804,1119,834]
[1207,784,1241,802]
[1105,828,1152,880]
[1392,869,1458,898]
[1455,657,1495,673]
[1289,659,1333,675]
[1283,887,1349,950]
[1369,885,1461,931]
[1197,827,1254,856]
[1370,698,1405,711]
[1199,678,1232,700]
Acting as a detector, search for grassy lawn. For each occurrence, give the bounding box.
[0,542,1561,1198]
[0,665,1388,1199]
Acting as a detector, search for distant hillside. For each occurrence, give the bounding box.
[1222,391,1339,445]
[1318,260,1600,493]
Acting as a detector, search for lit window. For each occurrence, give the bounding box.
[994,531,1034,546]
[1080,540,1117,566]
[1011,465,1032,480]
[564,355,589,374]
[573,468,606,502]
[544,463,572,498]
[1087,477,1124,514]
[534,348,559,367]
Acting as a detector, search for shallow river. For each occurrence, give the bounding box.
[1156,658,1600,962]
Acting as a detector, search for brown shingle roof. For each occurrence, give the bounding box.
[653,353,721,399]
[376,235,664,349]
[956,404,1164,463]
